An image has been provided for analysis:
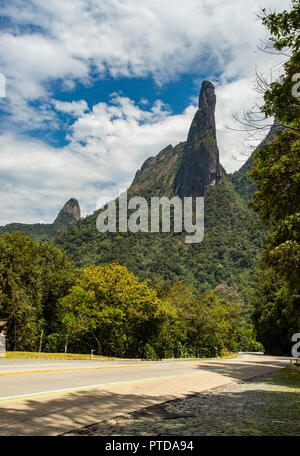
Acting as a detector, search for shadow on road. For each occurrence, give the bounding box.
[191,358,288,381]
[0,355,291,436]
[0,387,186,436]
[63,381,300,436]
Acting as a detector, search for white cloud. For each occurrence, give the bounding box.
[1,0,290,122]
[0,98,195,224]
[53,99,89,117]
[0,0,291,223]
[215,78,271,172]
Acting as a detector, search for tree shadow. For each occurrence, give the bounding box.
[0,355,294,436]
[192,356,289,381]
[0,387,191,436]
[61,378,300,436]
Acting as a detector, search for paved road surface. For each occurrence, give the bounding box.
[0,353,289,436]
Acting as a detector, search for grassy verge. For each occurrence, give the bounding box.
[265,365,300,388]
[3,351,237,361]
[5,351,118,360]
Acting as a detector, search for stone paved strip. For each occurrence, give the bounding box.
[65,369,300,436]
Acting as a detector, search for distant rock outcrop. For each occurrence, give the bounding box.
[174,80,221,197]
[129,143,184,198]
[230,121,284,201]
[130,81,222,199]
[53,198,81,227]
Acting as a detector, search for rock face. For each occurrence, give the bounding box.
[53,198,81,227]
[129,143,184,198]
[129,80,221,199]
[174,80,221,197]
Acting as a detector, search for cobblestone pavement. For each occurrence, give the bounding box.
[65,368,300,436]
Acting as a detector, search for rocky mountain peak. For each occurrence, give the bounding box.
[174,80,221,197]
[53,198,81,227]
[198,80,216,111]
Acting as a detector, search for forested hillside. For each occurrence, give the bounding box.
[54,82,264,301]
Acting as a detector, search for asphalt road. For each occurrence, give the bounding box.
[0,353,289,435]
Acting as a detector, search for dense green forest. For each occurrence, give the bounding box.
[249,1,300,354]
[55,174,264,301]
[0,2,299,357]
[0,232,261,357]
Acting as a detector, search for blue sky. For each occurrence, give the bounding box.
[0,0,289,224]
[10,73,207,147]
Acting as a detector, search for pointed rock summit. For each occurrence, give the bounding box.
[53,198,81,227]
[174,80,221,197]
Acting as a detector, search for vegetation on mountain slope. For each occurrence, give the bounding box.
[249,0,300,354]
[54,175,264,303]
[0,198,80,242]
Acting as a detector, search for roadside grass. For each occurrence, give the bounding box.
[265,365,300,388]
[5,351,118,360]
[4,351,237,361]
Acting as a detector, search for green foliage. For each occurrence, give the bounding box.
[0,232,77,351]
[251,269,300,355]
[249,1,300,354]
[0,222,57,242]
[0,232,260,358]
[54,176,264,305]
[260,1,300,124]
[260,1,299,53]
[60,263,171,357]
[250,128,300,287]
[155,282,260,358]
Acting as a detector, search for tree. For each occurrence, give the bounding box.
[0,232,76,351]
[250,127,300,286]
[60,263,171,357]
[259,0,300,126]
[158,281,258,358]
[252,268,299,354]
[249,1,300,353]
[250,1,300,288]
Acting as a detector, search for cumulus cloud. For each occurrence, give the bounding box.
[1,0,289,123]
[215,77,272,171]
[0,0,291,223]
[0,97,195,224]
[53,99,89,117]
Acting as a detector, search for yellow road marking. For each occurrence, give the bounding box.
[0,365,152,376]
